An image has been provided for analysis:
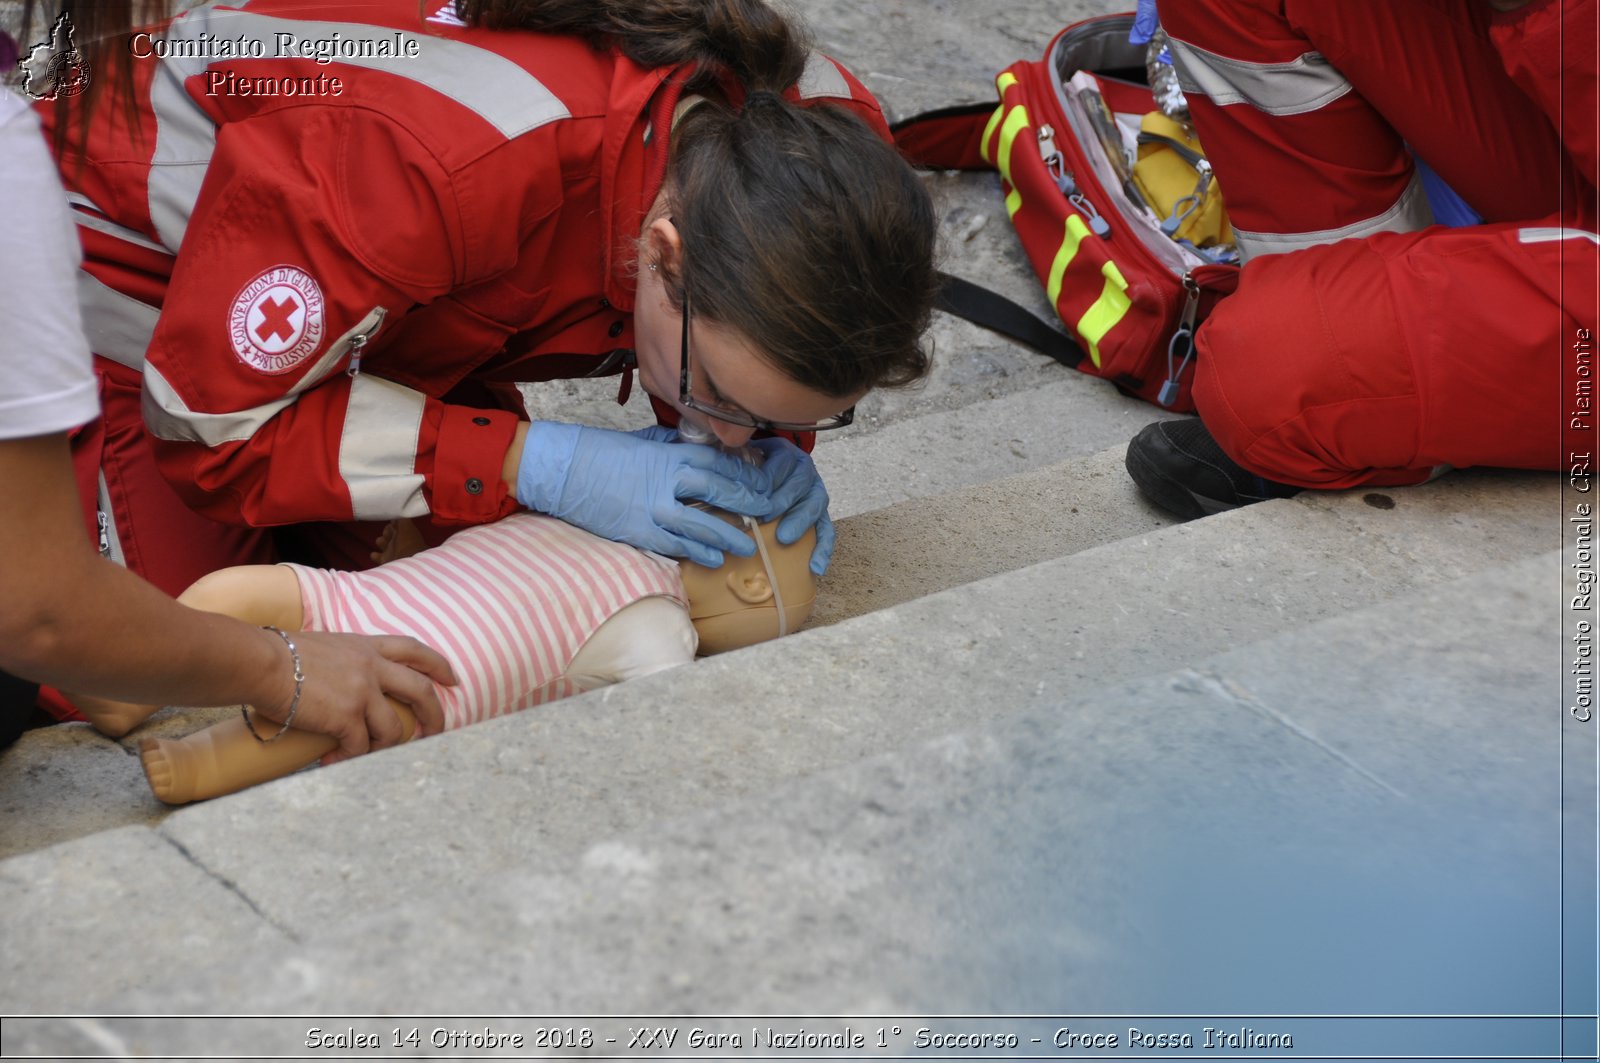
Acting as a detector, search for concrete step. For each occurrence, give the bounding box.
[817,444,1177,628]
[0,467,1555,1011]
[3,549,1573,1025]
[813,377,1182,522]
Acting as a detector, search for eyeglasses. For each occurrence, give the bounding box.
[678,294,855,433]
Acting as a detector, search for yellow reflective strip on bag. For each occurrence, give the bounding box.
[1046,214,1093,308]
[980,102,1005,165]
[996,106,1030,218]
[996,106,1030,183]
[981,72,1018,164]
[1076,261,1132,368]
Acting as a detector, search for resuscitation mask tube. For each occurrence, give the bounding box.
[743,513,786,637]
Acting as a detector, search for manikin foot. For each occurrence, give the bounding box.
[372,518,427,564]
[139,724,324,805]
[140,735,204,805]
[71,693,161,739]
[139,705,410,805]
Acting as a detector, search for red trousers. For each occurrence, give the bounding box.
[1161,0,1599,487]
[73,359,275,598]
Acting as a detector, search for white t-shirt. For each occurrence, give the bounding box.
[0,88,97,440]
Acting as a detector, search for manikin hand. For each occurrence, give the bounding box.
[747,436,835,576]
[251,630,454,765]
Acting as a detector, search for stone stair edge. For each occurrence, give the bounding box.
[9,548,1562,1018]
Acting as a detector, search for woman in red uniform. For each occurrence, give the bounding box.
[47,0,937,598]
[1125,0,1597,517]
[2,1,455,750]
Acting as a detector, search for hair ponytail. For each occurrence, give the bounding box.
[455,0,808,91]
[462,0,939,396]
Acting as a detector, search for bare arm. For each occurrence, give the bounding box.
[0,432,453,755]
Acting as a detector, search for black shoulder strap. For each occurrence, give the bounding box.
[936,271,1085,369]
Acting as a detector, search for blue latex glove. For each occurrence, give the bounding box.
[748,436,835,576]
[1131,0,1160,45]
[515,420,768,567]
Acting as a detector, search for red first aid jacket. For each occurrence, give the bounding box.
[48,0,888,528]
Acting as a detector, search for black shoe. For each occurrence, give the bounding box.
[1125,418,1300,520]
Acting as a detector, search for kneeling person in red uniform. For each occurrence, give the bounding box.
[1125,0,1597,518]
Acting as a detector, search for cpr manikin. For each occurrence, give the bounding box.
[70,509,816,804]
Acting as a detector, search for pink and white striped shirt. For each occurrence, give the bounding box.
[287,513,688,730]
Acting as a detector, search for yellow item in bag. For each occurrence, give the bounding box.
[1131,112,1233,249]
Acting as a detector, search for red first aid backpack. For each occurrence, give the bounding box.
[894,12,1239,412]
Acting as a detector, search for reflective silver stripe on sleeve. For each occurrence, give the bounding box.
[66,193,173,254]
[1232,170,1433,261]
[293,307,389,394]
[146,10,220,252]
[1519,227,1600,246]
[797,52,851,100]
[144,364,428,516]
[340,374,429,519]
[139,306,388,441]
[1167,37,1351,117]
[76,271,160,369]
[142,361,298,445]
[148,7,570,249]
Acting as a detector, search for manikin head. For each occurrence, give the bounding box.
[677,509,817,654]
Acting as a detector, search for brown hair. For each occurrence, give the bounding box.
[458,0,937,396]
[21,0,168,157]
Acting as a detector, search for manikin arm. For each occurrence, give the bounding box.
[564,596,699,689]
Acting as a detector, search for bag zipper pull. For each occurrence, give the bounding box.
[1039,124,1111,239]
[1159,273,1202,407]
[1161,159,1214,236]
[1038,124,1068,191]
[1070,190,1113,240]
[345,308,387,378]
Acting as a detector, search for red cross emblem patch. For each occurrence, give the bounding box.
[228,265,326,374]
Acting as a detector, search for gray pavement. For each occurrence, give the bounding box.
[2,552,1574,1046]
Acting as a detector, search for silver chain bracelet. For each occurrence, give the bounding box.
[242,625,305,743]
